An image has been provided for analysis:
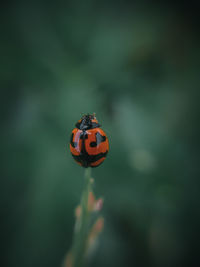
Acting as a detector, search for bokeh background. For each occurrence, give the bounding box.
[1,0,200,267]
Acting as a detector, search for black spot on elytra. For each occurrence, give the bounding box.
[90,132,106,147]
[70,133,77,148]
[72,150,108,168]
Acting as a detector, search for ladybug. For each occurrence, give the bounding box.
[70,114,109,167]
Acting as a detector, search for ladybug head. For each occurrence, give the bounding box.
[76,113,101,130]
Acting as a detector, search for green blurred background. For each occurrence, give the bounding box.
[1,0,200,267]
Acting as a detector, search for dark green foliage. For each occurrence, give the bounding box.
[1,1,200,267]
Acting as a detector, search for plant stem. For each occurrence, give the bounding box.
[73,168,92,267]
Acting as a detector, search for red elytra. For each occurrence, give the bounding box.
[70,114,109,168]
